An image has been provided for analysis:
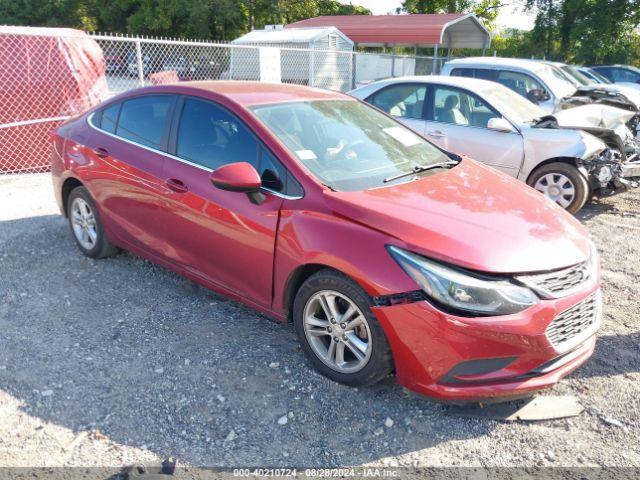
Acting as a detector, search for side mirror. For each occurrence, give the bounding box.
[527,88,550,104]
[487,117,515,133]
[209,162,265,204]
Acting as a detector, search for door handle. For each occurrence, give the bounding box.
[93,147,109,158]
[427,130,445,138]
[165,178,189,193]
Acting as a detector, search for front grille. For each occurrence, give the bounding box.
[516,261,591,299]
[546,292,601,351]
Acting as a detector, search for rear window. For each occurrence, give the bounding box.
[450,68,496,81]
[116,95,174,149]
[100,103,120,134]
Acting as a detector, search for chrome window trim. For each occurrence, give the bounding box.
[87,112,303,200]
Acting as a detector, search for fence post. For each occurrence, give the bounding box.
[135,40,144,87]
[433,44,438,74]
[309,49,315,87]
[351,51,356,90]
[391,45,396,77]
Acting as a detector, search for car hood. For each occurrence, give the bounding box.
[568,85,640,111]
[550,104,635,141]
[324,159,590,274]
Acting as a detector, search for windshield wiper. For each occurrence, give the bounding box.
[383,161,459,183]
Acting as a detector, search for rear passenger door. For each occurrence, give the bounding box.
[86,94,178,253]
[367,83,428,135]
[425,85,524,177]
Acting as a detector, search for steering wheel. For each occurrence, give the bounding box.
[328,139,366,164]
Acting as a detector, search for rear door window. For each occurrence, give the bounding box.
[369,84,427,119]
[116,95,174,149]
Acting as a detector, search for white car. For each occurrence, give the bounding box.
[349,76,639,213]
[441,57,640,120]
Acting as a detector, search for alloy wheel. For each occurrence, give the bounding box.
[534,173,576,209]
[303,290,372,373]
[70,197,98,250]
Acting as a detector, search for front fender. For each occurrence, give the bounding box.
[272,208,418,314]
[518,127,606,181]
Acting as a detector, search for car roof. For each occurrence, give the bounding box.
[116,81,349,107]
[369,75,507,90]
[445,56,549,73]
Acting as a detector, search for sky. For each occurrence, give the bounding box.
[338,0,536,31]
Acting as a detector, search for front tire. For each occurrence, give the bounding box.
[527,162,590,214]
[293,269,393,386]
[67,186,118,259]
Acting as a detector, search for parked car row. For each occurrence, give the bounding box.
[51,76,611,403]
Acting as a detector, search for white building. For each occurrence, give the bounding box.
[230,26,354,91]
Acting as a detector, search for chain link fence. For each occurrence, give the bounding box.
[0,27,449,174]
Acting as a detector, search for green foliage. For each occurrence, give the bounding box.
[0,0,371,40]
[400,0,503,27]
[503,0,640,65]
[0,0,97,30]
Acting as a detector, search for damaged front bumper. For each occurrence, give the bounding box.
[584,142,640,193]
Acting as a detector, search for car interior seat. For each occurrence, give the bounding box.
[440,95,468,125]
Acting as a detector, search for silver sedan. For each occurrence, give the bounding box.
[350,76,635,213]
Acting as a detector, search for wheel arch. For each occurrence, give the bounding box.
[525,156,584,184]
[61,177,85,217]
[282,263,339,322]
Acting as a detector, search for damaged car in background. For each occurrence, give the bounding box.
[350,76,640,213]
[441,57,640,137]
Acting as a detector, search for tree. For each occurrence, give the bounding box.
[523,0,640,63]
[0,0,370,40]
[0,0,98,30]
[400,0,504,27]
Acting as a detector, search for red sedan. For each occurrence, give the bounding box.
[51,82,601,401]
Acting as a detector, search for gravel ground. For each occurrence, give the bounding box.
[0,173,638,470]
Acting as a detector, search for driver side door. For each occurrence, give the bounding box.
[157,96,298,308]
[425,85,524,177]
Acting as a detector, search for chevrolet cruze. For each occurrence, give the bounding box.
[51,82,602,401]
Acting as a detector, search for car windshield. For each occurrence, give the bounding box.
[250,100,453,191]
[536,65,577,98]
[561,65,592,86]
[586,69,612,84]
[478,84,546,124]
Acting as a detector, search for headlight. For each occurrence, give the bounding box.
[388,246,539,316]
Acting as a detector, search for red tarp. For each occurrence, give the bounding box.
[0,27,109,173]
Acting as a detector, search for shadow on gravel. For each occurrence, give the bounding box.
[570,332,640,380]
[576,200,617,221]
[0,214,494,467]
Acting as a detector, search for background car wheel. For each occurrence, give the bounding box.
[293,269,393,386]
[527,162,590,214]
[67,186,118,259]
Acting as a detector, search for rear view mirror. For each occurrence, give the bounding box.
[487,117,515,133]
[209,162,265,204]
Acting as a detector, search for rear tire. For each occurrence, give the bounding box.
[67,186,118,259]
[527,162,590,214]
[293,269,393,386]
